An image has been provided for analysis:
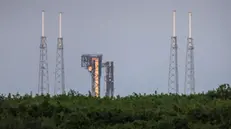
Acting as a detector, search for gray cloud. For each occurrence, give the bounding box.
[0,0,230,96]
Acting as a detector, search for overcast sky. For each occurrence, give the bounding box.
[0,0,231,96]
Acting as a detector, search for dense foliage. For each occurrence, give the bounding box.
[0,84,231,129]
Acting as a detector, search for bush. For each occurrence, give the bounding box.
[0,84,230,129]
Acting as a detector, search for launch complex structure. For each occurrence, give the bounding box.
[81,54,114,97]
[37,10,195,97]
[168,11,195,95]
[184,12,195,95]
[37,11,114,97]
[38,10,49,95]
[54,12,65,95]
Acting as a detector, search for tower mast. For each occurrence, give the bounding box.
[168,10,179,94]
[184,12,195,94]
[54,12,65,95]
[38,10,50,95]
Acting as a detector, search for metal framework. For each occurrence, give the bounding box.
[103,61,114,97]
[54,12,65,95]
[81,54,102,97]
[38,10,49,95]
[184,12,195,94]
[168,10,179,94]
[184,37,195,94]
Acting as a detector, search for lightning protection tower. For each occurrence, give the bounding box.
[81,54,103,97]
[103,61,114,97]
[54,12,65,95]
[168,10,179,94]
[38,10,50,95]
[184,12,195,95]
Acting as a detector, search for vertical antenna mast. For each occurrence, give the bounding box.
[38,10,50,95]
[54,12,65,95]
[168,10,179,94]
[184,12,195,94]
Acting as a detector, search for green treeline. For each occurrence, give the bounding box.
[0,84,231,129]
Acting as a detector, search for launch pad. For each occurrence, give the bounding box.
[81,54,114,97]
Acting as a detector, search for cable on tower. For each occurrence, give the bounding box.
[54,12,65,95]
[184,12,195,95]
[38,10,50,95]
[168,10,179,94]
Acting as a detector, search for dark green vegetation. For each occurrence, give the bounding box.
[0,84,231,129]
